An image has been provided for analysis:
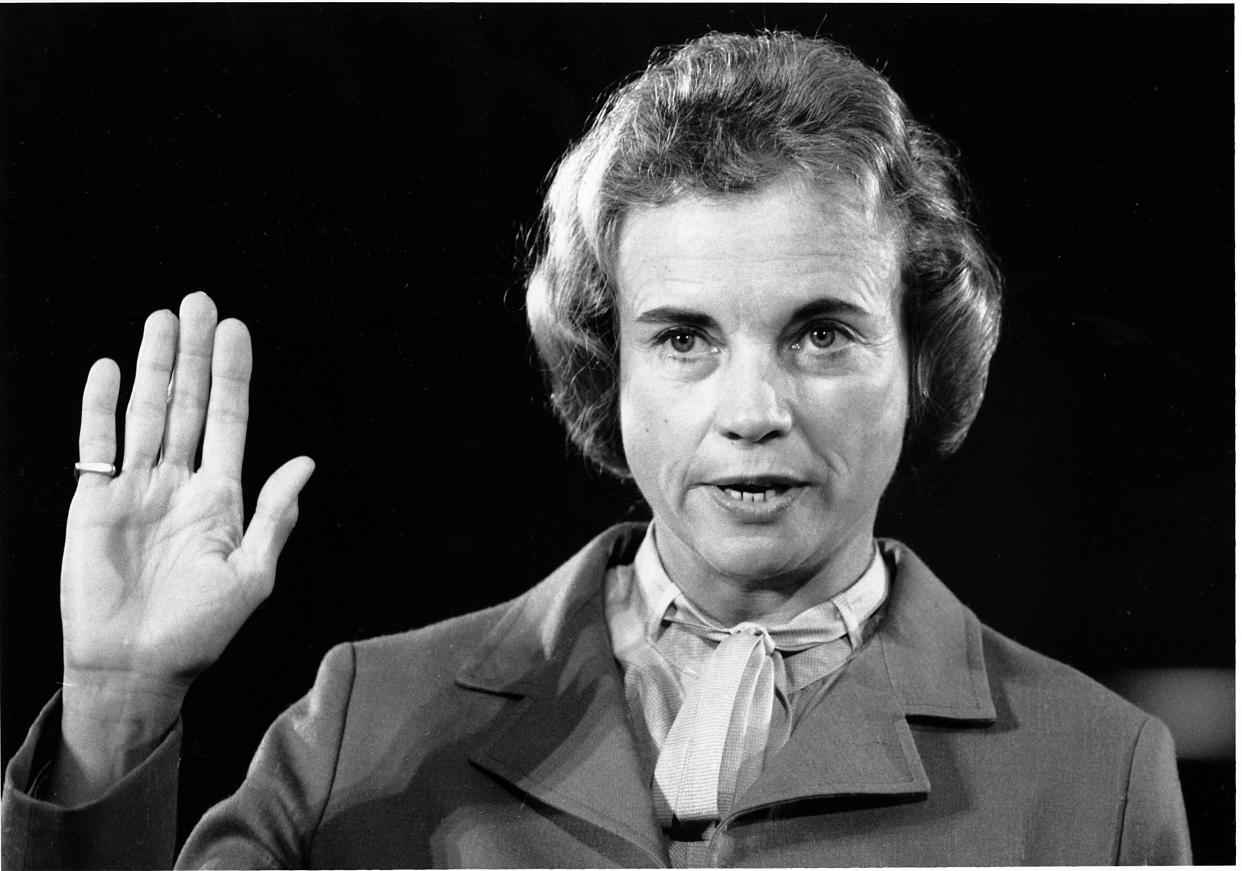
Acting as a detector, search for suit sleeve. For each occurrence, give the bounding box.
[1,694,181,870]
[1,644,357,871]
[1116,716,1192,865]
[176,642,356,868]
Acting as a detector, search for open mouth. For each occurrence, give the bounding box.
[714,478,799,503]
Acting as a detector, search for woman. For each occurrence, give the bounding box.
[3,31,1189,868]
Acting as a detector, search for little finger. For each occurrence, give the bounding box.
[77,359,120,489]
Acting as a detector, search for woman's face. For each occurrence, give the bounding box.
[616,176,908,606]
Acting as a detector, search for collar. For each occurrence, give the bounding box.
[872,539,997,721]
[455,524,642,699]
[457,522,995,721]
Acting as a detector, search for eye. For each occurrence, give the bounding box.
[652,327,718,366]
[792,321,849,353]
[660,329,704,354]
[806,324,839,349]
[670,330,700,352]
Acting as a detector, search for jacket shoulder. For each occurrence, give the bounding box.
[978,622,1152,732]
[343,521,647,684]
[882,539,1156,738]
[975,623,1189,862]
[345,600,515,691]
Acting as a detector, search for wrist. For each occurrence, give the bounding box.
[50,668,187,803]
[61,667,187,740]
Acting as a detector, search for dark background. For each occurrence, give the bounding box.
[1,4,1232,863]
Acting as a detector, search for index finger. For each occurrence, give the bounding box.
[200,318,253,481]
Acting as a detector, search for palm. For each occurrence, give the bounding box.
[65,471,251,682]
[63,293,313,698]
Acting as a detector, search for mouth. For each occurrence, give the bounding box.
[709,476,804,503]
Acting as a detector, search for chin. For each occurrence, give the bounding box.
[699,529,812,584]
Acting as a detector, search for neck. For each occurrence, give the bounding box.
[652,524,876,626]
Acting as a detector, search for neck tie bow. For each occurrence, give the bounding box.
[652,604,851,826]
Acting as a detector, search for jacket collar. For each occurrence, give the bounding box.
[874,539,997,723]
[457,526,995,719]
[456,524,644,698]
[457,524,665,864]
[456,524,996,848]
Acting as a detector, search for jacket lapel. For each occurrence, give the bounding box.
[455,524,666,865]
[732,539,997,815]
[734,639,931,812]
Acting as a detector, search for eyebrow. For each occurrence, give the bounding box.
[634,306,718,329]
[633,297,874,329]
[787,297,874,322]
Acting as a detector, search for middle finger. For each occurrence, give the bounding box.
[162,293,218,467]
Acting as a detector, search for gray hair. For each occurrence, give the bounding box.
[526,30,1003,476]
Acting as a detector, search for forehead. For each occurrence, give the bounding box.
[613,177,901,319]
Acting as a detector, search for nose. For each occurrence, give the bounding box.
[714,353,793,444]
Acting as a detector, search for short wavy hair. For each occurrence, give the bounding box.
[526,31,1002,477]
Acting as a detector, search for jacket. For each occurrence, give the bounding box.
[2,524,1191,867]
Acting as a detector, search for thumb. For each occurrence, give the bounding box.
[234,456,315,598]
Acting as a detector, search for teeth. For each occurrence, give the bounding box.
[723,488,778,502]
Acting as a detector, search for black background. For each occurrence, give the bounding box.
[1,4,1233,862]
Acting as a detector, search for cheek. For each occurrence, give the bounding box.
[618,358,670,485]
[619,359,709,488]
[801,367,909,471]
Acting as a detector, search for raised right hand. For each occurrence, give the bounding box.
[52,293,313,802]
